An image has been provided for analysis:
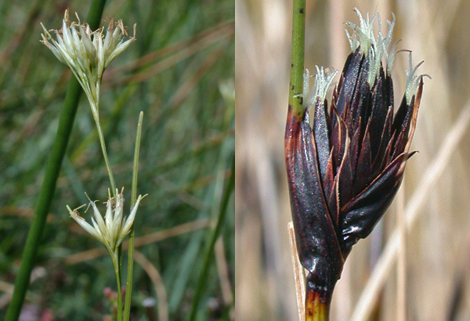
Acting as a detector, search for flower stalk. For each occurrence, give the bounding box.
[112,252,123,321]
[95,113,117,196]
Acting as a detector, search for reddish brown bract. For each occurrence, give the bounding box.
[285,46,423,294]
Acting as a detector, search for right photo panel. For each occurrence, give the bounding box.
[236,0,470,320]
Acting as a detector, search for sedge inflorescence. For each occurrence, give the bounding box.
[285,8,426,301]
[40,10,142,259]
[67,190,144,257]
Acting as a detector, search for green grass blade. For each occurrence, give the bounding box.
[188,157,234,321]
[123,111,143,321]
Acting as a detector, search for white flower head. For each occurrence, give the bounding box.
[40,9,136,114]
[67,188,143,256]
[345,8,397,86]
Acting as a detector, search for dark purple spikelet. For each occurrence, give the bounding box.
[285,8,425,302]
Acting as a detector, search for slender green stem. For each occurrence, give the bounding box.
[188,157,234,321]
[93,113,117,198]
[123,111,143,321]
[4,3,107,320]
[112,254,123,321]
[118,246,123,297]
[91,91,122,320]
[289,0,306,118]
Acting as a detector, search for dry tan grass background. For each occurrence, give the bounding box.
[235,0,470,320]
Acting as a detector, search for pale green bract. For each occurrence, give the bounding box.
[67,189,143,256]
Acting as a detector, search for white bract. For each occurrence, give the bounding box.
[40,9,136,116]
[67,189,143,256]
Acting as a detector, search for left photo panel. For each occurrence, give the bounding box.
[0,1,234,320]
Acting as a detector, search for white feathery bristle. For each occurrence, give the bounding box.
[405,52,427,104]
[345,8,397,86]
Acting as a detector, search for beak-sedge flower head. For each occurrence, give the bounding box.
[285,8,426,297]
[67,189,143,256]
[40,9,136,114]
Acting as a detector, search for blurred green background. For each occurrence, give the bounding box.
[0,0,234,320]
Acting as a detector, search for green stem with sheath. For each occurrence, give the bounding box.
[288,0,330,320]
